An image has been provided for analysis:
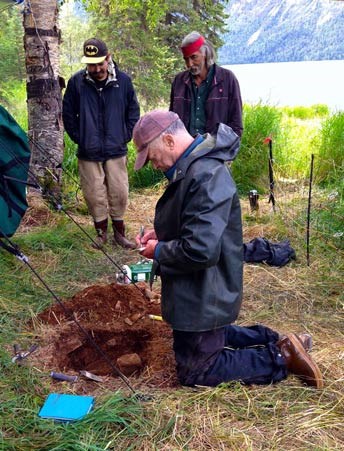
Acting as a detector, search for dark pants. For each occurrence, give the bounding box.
[173,324,288,387]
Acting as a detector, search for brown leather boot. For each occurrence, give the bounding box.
[277,333,323,389]
[92,219,108,249]
[112,220,136,249]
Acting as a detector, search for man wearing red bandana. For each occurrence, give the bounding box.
[170,31,243,139]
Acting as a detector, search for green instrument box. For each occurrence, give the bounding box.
[117,260,154,284]
[129,261,153,282]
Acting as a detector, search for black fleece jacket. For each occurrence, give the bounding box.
[62,65,140,161]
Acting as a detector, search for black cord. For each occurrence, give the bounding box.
[0,140,153,393]
[1,140,147,295]
[0,227,137,394]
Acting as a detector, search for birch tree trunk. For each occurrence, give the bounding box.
[23,0,63,195]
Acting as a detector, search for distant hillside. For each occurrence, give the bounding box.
[218,0,344,64]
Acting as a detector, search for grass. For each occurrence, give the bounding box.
[0,388,147,450]
[0,187,343,450]
[1,98,343,449]
[316,112,344,185]
[61,103,343,195]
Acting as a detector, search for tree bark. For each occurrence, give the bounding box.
[23,0,63,195]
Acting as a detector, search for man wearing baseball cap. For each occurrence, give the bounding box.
[132,110,323,390]
[170,31,243,139]
[63,38,140,249]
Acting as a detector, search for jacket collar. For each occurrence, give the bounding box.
[84,58,118,85]
[164,135,204,180]
[168,124,240,183]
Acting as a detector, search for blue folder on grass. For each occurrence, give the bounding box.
[38,393,94,422]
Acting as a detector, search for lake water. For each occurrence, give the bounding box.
[223,60,344,111]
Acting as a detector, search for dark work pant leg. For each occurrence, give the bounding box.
[193,344,287,387]
[223,324,280,348]
[173,328,225,386]
[173,328,287,387]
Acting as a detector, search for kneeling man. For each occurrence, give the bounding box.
[133,110,323,389]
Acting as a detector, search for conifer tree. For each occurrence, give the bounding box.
[82,0,229,107]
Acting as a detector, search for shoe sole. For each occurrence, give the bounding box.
[288,333,323,389]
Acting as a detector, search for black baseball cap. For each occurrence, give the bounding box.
[81,38,108,64]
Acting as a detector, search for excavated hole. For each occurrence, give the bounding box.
[33,282,178,387]
[62,329,152,376]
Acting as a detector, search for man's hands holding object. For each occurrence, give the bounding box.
[135,227,158,259]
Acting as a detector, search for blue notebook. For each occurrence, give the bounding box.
[38,393,94,422]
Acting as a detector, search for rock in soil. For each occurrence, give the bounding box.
[117,353,143,376]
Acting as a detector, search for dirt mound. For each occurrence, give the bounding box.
[34,282,178,390]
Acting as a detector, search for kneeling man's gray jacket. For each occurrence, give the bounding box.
[154,124,243,332]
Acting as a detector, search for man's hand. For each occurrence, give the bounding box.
[139,239,158,259]
[135,228,157,247]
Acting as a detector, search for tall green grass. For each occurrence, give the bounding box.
[276,116,320,179]
[231,104,343,196]
[231,103,283,193]
[282,104,329,120]
[63,134,79,179]
[316,112,344,186]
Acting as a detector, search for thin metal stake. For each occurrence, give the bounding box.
[306,154,314,266]
[266,138,276,212]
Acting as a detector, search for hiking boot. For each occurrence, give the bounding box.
[277,333,323,389]
[92,219,108,249]
[112,220,136,249]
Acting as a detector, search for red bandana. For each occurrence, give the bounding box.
[181,36,205,57]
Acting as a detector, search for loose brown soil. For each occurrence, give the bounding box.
[32,281,178,394]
